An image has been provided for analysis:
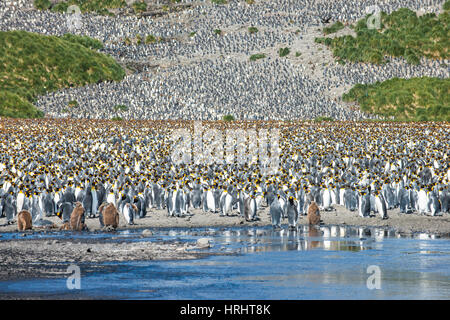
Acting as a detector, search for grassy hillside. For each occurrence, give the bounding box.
[0,30,125,118]
[35,0,127,15]
[342,77,450,121]
[315,3,449,64]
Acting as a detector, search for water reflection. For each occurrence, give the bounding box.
[1,224,449,300]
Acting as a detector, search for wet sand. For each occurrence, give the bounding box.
[1,205,449,284]
[1,205,449,236]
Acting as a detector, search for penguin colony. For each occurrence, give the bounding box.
[0,118,448,231]
[1,1,448,121]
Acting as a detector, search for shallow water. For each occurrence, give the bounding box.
[1,225,450,299]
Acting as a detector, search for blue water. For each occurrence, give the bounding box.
[1,225,450,299]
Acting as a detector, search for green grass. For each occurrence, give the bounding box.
[223,114,235,121]
[189,32,197,37]
[35,0,127,15]
[214,29,222,35]
[111,116,123,121]
[249,53,266,61]
[0,30,125,118]
[315,4,449,64]
[211,0,227,4]
[248,27,259,34]
[60,33,103,50]
[295,51,301,57]
[278,47,290,57]
[114,104,128,111]
[68,100,79,108]
[34,0,51,10]
[132,1,147,14]
[342,77,450,121]
[323,21,345,35]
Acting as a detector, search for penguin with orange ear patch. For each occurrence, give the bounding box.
[307,201,321,225]
[17,210,32,231]
[69,202,86,231]
[98,202,119,229]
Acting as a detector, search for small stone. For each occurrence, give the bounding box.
[196,238,212,248]
[52,240,59,244]
[142,229,153,236]
[86,248,92,253]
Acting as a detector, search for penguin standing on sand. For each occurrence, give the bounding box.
[17,210,32,231]
[90,184,98,218]
[69,202,86,231]
[270,195,282,229]
[43,189,55,217]
[98,202,119,229]
[440,187,449,213]
[4,192,16,224]
[83,183,93,217]
[287,195,298,229]
[307,201,321,225]
[219,189,233,216]
[191,185,202,209]
[374,189,388,219]
[206,186,216,213]
[16,187,25,213]
[244,193,257,221]
[358,190,370,218]
[417,187,429,214]
[429,191,441,216]
[123,202,136,225]
[56,202,74,223]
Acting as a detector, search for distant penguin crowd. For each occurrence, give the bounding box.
[0,119,448,231]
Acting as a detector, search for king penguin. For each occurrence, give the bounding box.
[270,194,282,229]
[123,202,136,225]
[358,189,371,218]
[287,195,299,230]
[374,189,388,219]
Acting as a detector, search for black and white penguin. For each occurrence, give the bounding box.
[321,185,332,211]
[219,189,233,216]
[429,191,441,216]
[123,202,136,225]
[417,186,429,214]
[4,192,16,224]
[287,195,298,230]
[270,194,282,229]
[358,189,370,218]
[244,193,258,221]
[57,202,74,223]
[374,190,388,219]
[43,189,55,217]
[82,183,93,217]
[191,185,202,209]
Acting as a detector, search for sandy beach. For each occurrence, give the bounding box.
[1,205,449,236]
[1,205,449,284]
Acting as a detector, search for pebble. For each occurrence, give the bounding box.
[196,237,212,248]
[142,229,153,236]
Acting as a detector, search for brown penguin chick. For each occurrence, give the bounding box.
[17,210,32,231]
[59,222,70,230]
[99,202,120,229]
[307,201,321,225]
[70,202,86,231]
